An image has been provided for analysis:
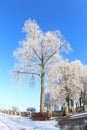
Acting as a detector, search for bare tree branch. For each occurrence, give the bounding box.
[13,71,41,77]
[45,45,63,64]
[45,51,57,64]
[32,47,41,61]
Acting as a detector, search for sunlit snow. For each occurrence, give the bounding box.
[0,113,60,130]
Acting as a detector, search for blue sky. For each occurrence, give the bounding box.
[0,0,87,111]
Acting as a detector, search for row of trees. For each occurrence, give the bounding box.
[7,106,36,113]
[13,19,87,112]
[45,60,87,110]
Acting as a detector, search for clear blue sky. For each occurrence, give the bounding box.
[0,0,87,111]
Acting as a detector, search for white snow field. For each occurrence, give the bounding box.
[0,112,60,130]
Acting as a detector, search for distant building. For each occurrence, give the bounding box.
[44,92,51,111]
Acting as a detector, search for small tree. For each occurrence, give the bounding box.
[11,106,20,112]
[13,19,71,112]
[26,107,36,112]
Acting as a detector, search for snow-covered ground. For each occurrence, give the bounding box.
[69,112,87,119]
[0,112,60,130]
[1,111,87,130]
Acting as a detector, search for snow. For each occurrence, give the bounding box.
[69,112,87,119]
[0,113,60,130]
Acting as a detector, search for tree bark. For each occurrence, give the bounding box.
[40,69,45,112]
[66,95,69,107]
[40,56,45,112]
[79,97,82,107]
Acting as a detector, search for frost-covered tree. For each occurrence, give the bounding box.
[11,106,20,112]
[80,65,87,105]
[69,60,84,100]
[47,60,70,107]
[48,60,85,107]
[13,19,71,112]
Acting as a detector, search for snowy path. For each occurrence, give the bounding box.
[0,113,60,130]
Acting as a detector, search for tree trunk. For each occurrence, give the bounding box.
[84,104,87,112]
[40,72,45,112]
[40,58,45,112]
[65,106,69,116]
[66,95,69,107]
[79,97,82,107]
